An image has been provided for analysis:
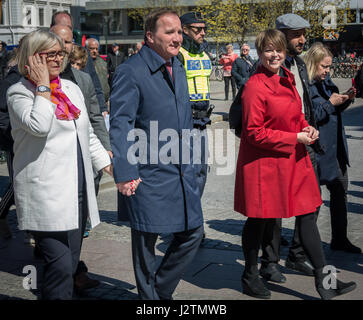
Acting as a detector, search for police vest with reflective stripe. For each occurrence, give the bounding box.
[179,47,212,102]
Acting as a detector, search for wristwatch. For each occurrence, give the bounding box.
[36,85,51,93]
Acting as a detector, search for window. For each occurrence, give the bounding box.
[26,7,32,25]
[347,9,357,24]
[109,10,123,34]
[128,15,143,34]
[80,11,103,35]
[39,8,44,26]
[0,0,4,25]
[360,9,363,23]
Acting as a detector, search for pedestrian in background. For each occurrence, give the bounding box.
[7,29,112,299]
[0,49,21,240]
[50,24,113,293]
[219,44,238,100]
[231,43,255,89]
[107,43,125,86]
[305,42,361,254]
[85,38,110,103]
[234,29,356,300]
[0,40,8,80]
[69,45,88,70]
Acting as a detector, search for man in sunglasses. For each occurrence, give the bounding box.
[178,12,213,199]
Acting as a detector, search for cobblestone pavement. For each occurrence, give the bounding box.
[0,79,362,300]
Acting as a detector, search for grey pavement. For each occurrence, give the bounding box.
[0,79,362,301]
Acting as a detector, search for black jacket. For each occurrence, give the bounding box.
[231,55,254,88]
[284,56,324,155]
[107,51,126,84]
[0,65,21,151]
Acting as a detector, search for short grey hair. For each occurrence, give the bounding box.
[85,38,100,48]
[17,29,64,76]
[241,43,250,49]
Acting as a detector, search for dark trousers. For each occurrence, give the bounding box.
[262,146,321,264]
[0,151,14,220]
[193,128,209,197]
[31,190,88,300]
[131,225,204,300]
[243,214,325,273]
[223,76,236,100]
[325,163,348,242]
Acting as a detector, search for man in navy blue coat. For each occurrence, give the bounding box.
[109,8,204,300]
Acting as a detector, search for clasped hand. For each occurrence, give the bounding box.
[117,178,142,197]
[297,126,319,145]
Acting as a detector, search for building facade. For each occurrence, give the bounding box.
[0,0,72,46]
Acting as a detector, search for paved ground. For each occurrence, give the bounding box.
[0,78,362,302]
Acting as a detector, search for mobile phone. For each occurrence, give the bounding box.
[343,88,355,95]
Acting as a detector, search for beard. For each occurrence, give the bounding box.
[287,42,304,56]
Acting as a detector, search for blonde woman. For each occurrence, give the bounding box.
[305,42,360,254]
[7,29,112,299]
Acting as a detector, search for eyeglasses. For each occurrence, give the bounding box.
[187,26,208,34]
[38,50,68,61]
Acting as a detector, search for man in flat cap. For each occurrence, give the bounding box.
[259,13,324,281]
[178,12,213,199]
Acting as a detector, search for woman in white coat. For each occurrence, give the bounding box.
[7,29,112,299]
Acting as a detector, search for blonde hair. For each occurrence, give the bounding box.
[255,29,287,55]
[304,42,333,82]
[69,45,88,69]
[17,29,65,76]
[226,44,234,51]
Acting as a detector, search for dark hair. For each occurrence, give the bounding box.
[144,8,179,43]
[50,11,73,29]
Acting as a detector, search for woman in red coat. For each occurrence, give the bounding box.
[234,29,356,300]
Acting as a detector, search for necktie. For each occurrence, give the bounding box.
[165,61,173,81]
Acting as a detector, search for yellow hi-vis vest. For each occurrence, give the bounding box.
[179,47,212,102]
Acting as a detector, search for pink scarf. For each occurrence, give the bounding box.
[49,77,81,120]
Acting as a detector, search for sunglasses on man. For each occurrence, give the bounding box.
[187,26,208,34]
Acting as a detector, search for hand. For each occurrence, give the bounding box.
[329,93,349,106]
[102,111,108,119]
[102,164,113,177]
[25,53,50,87]
[107,150,113,159]
[116,178,142,197]
[297,132,316,145]
[302,126,319,140]
[342,87,356,100]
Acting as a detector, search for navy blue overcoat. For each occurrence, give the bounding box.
[109,45,203,233]
[309,75,351,184]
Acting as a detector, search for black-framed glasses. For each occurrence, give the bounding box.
[38,50,68,61]
[187,26,208,34]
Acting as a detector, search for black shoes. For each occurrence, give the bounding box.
[242,270,271,299]
[285,257,314,276]
[330,238,361,254]
[260,263,286,283]
[314,267,356,300]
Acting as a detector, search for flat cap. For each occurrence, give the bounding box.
[180,12,205,25]
[275,13,310,30]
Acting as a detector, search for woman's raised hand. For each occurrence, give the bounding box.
[26,53,50,87]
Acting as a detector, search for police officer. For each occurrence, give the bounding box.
[178,12,213,197]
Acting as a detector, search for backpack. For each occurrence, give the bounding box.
[228,83,245,138]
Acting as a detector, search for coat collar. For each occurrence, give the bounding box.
[256,64,296,93]
[139,44,169,73]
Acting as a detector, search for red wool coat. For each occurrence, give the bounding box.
[234,65,322,219]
